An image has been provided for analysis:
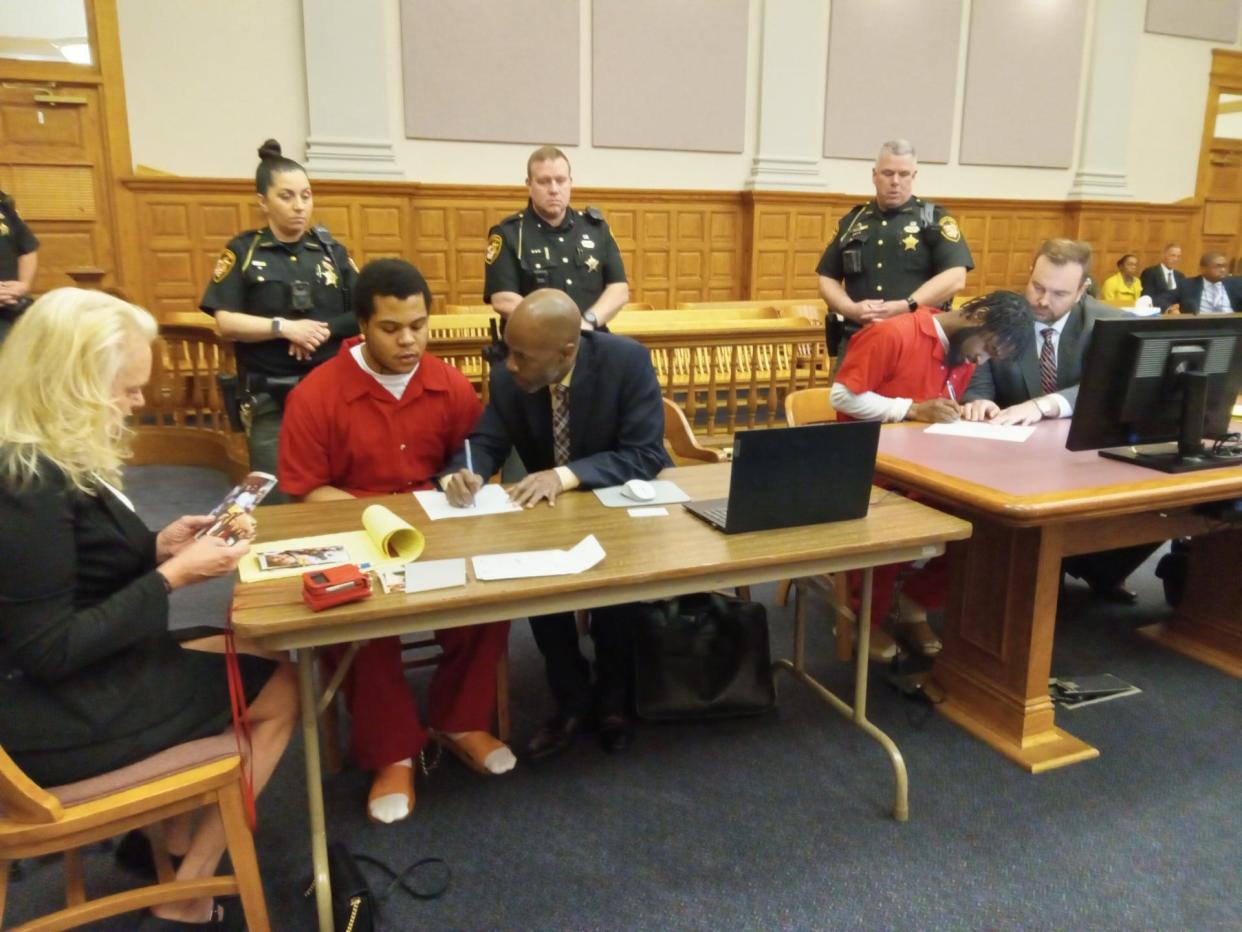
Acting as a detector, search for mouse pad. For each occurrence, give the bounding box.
[593,480,690,508]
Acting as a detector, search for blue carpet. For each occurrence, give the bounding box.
[7,466,1241,930]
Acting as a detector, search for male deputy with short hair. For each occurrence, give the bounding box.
[816,139,973,362]
[962,239,1153,602]
[484,146,629,331]
[443,289,669,758]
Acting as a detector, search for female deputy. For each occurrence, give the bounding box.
[200,140,358,494]
[0,289,297,930]
[1098,253,1144,308]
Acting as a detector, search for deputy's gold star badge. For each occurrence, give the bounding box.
[901,234,919,251]
[585,255,600,272]
[317,259,338,287]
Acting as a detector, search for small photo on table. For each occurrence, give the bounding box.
[257,545,350,571]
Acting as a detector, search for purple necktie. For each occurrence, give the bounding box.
[1039,328,1057,396]
[551,384,571,466]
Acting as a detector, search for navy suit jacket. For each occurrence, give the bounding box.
[451,330,671,487]
[963,296,1125,409]
[1167,275,1242,314]
[1140,265,1186,307]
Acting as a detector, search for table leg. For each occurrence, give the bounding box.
[297,648,333,932]
[776,567,909,821]
[933,522,1098,773]
[1138,528,1242,678]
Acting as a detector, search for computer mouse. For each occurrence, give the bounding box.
[621,479,656,502]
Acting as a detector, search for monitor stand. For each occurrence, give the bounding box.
[1100,443,1242,474]
[1100,370,1242,473]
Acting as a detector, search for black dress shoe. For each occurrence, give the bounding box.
[597,714,634,754]
[524,713,589,761]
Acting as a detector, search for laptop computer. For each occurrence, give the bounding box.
[683,420,880,534]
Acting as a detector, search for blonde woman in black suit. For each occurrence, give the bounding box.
[0,289,297,930]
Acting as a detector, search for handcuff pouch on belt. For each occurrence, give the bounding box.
[219,372,303,432]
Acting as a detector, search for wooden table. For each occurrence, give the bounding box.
[231,463,970,932]
[875,420,1242,773]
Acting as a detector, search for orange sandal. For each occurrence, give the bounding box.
[367,762,414,824]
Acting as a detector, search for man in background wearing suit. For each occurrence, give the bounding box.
[1159,252,1242,314]
[443,289,670,758]
[1140,243,1186,309]
[963,239,1153,602]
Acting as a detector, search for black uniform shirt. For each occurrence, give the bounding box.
[200,228,358,378]
[0,197,39,281]
[816,196,973,326]
[483,202,626,314]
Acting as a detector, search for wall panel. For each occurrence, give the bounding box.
[118,177,1200,320]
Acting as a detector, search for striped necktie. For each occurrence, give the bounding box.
[1039,328,1057,396]
[551,383,571,466]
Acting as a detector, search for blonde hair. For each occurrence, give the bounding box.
[0,288,158,493]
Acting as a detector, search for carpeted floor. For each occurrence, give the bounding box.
[7,465,1242,930]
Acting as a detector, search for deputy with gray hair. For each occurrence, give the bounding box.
[816,139,973,362]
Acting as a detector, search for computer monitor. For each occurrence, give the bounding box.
[1066,314,1242,473]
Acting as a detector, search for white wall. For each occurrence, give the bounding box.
[113,0,1241,202]
[116,0,308,178]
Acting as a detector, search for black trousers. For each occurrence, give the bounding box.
[1064,543,1160,591]
[529,604,636,718]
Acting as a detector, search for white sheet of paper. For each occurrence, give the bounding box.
[413,483,521,520]
[403,558,468,593]
[471,534,606,581]
[924,421,1036,443]
[628,506,669,518]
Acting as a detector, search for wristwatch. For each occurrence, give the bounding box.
[271,317,284,334]
[905,296,918,312]
[582,310,599,329]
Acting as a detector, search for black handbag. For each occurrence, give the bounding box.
[632,592,776,721]
[309,841,451,932]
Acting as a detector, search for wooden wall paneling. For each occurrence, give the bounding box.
[745,192,851,303]
[1063,202,1200,282]
[940,199,1065,295]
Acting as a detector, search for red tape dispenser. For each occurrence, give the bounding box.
[302,564,372,612]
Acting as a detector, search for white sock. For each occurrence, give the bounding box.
[444,732,517,775]
[368,759,413,824]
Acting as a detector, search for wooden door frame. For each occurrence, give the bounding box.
[0,0,134,290]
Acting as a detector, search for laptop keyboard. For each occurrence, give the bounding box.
[700,502,728,525]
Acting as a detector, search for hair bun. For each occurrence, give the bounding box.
[257,138,283,161]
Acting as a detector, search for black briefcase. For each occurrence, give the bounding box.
[632,593,776,721]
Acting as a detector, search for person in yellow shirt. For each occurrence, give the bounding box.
[1098,254,1143,307]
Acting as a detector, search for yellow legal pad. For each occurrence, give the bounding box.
[237,504,425,583]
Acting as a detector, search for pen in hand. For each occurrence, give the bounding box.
[463,439,476,508]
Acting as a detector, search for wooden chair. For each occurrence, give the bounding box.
[318,647,510,775]
[0,736,270,931]
[662,397,725,466]
[779,388,855,662]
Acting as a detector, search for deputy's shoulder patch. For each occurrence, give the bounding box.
[212,248,236,283]
[938,215,962,243]
[485,233,503,265]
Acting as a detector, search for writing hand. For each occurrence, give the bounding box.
[960,400,999,422]
[508,470,564,508]
[444,469,483,507]
[908,398,962,423]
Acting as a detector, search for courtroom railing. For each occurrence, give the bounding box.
[131,319,829,473]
